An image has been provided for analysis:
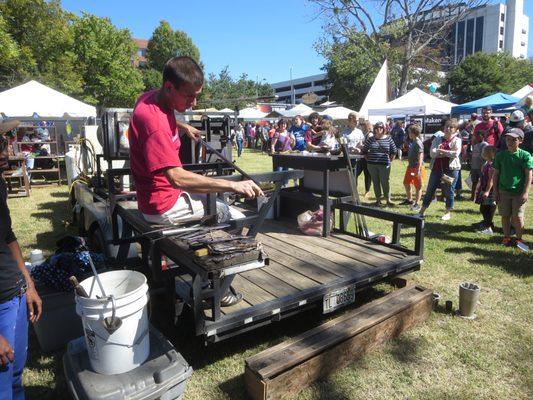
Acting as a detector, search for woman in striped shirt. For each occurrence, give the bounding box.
[362,121,397,206]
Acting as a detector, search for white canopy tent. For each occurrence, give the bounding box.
[319,106,358,121]
[237,107,267,120]
[368,88,455,117]
[512,84,533,107]
[0,80,96,118]
[278,103,313,118]
[219,107,235,113]
[359,60,389,123]
[512,84,533,99]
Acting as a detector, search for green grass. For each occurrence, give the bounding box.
[9,149,533,399]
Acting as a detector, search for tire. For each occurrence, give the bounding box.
[88,227,107,258]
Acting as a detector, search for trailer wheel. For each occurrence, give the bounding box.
[88,227,107,257]
[78,209,86,236]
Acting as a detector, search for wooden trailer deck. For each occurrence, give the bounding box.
[197,219,422,339]
[110,198,423,342]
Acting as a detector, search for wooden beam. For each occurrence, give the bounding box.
[244,285,433,400]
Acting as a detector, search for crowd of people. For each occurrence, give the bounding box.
[234,103,533,249]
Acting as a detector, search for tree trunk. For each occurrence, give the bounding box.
[398,30,413,96]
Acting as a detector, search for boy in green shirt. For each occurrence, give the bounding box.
[493,128,533,249]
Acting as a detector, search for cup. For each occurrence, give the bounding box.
[30,249,44,266]
[459,282,480,318]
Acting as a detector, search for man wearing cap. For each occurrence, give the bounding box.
[493,128,533,248]
[521,108,533,155]
[473,106,503,146]
[497,110,533,153]
[1,120,42,400]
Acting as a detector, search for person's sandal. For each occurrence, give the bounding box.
[221,286,243,307]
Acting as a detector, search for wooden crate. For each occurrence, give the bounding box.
[245,285,433,400]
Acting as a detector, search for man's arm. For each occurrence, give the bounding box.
[164,167,263,198]
[7,240,42,323]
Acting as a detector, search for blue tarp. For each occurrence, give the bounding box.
[451,92,520,115]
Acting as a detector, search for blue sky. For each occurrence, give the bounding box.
[61,0,533,84]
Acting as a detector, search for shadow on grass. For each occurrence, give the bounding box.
[25,331,69,400]
[446,245,532,276]
[48,191,69,199]
[29,201,76,251]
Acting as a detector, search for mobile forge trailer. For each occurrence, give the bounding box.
[73,108,425,344]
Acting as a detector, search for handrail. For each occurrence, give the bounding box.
[332,202,424,257]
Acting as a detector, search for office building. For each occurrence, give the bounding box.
[270,73,330,104]
[133,38,148,68]
[453,0,528,63]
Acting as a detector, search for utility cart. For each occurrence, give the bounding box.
[72,108,425,344]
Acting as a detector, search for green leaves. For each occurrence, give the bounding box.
[201,67,273,110]
[146,20,201,72]
[71,13,144,107]
[444,52,533,103]
[0,0,144,107]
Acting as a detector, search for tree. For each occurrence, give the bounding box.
[315,33,399,109]
[142,68,163,91]
[0,0,83,95]
[311,0,485,96]
[71,13,144,107]
[146,20,201,72]
[443,52,533,103]
[201,67,273,110]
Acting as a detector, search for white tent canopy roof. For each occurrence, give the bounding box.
[319,106,358,120]
[219,107,234,113]
[0,80,96,118]
[279,103,313,118]
[359,60,389,119]
[512,84,533,99]
[368,87,455,117]
[512,84,533,107]
[237,107,267,120]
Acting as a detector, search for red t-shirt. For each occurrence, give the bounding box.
[129,90,182,215]
[473,119,503,146]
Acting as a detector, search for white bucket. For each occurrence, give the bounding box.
[30,249,45,266]
[75,270,150,375]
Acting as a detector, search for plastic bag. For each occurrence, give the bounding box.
[297,209,332,236]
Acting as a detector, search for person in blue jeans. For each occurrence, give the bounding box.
[0,132,42,400]
[233,123,245,157]
[416,118,462,221]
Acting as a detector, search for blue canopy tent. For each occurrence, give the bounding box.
[451,93,520,115]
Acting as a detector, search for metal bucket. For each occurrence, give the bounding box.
[458,282,480,318]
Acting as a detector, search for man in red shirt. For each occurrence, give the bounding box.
[129,56,263,305]
[129,56,262,221]
[473,106,503,146]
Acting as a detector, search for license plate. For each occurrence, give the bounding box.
[323,284,356,313]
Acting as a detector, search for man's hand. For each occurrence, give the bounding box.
[520,191,528,204]
[0,335,14,367]
[26,286,42,323]
[231,180,264,199]
[179,123,201,142]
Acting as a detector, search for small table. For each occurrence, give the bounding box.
[2,156,30,197]
[272,152,362,236]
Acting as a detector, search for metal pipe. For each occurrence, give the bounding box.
[198,137,260,185]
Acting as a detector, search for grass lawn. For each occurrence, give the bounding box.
[8,148,533,399]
